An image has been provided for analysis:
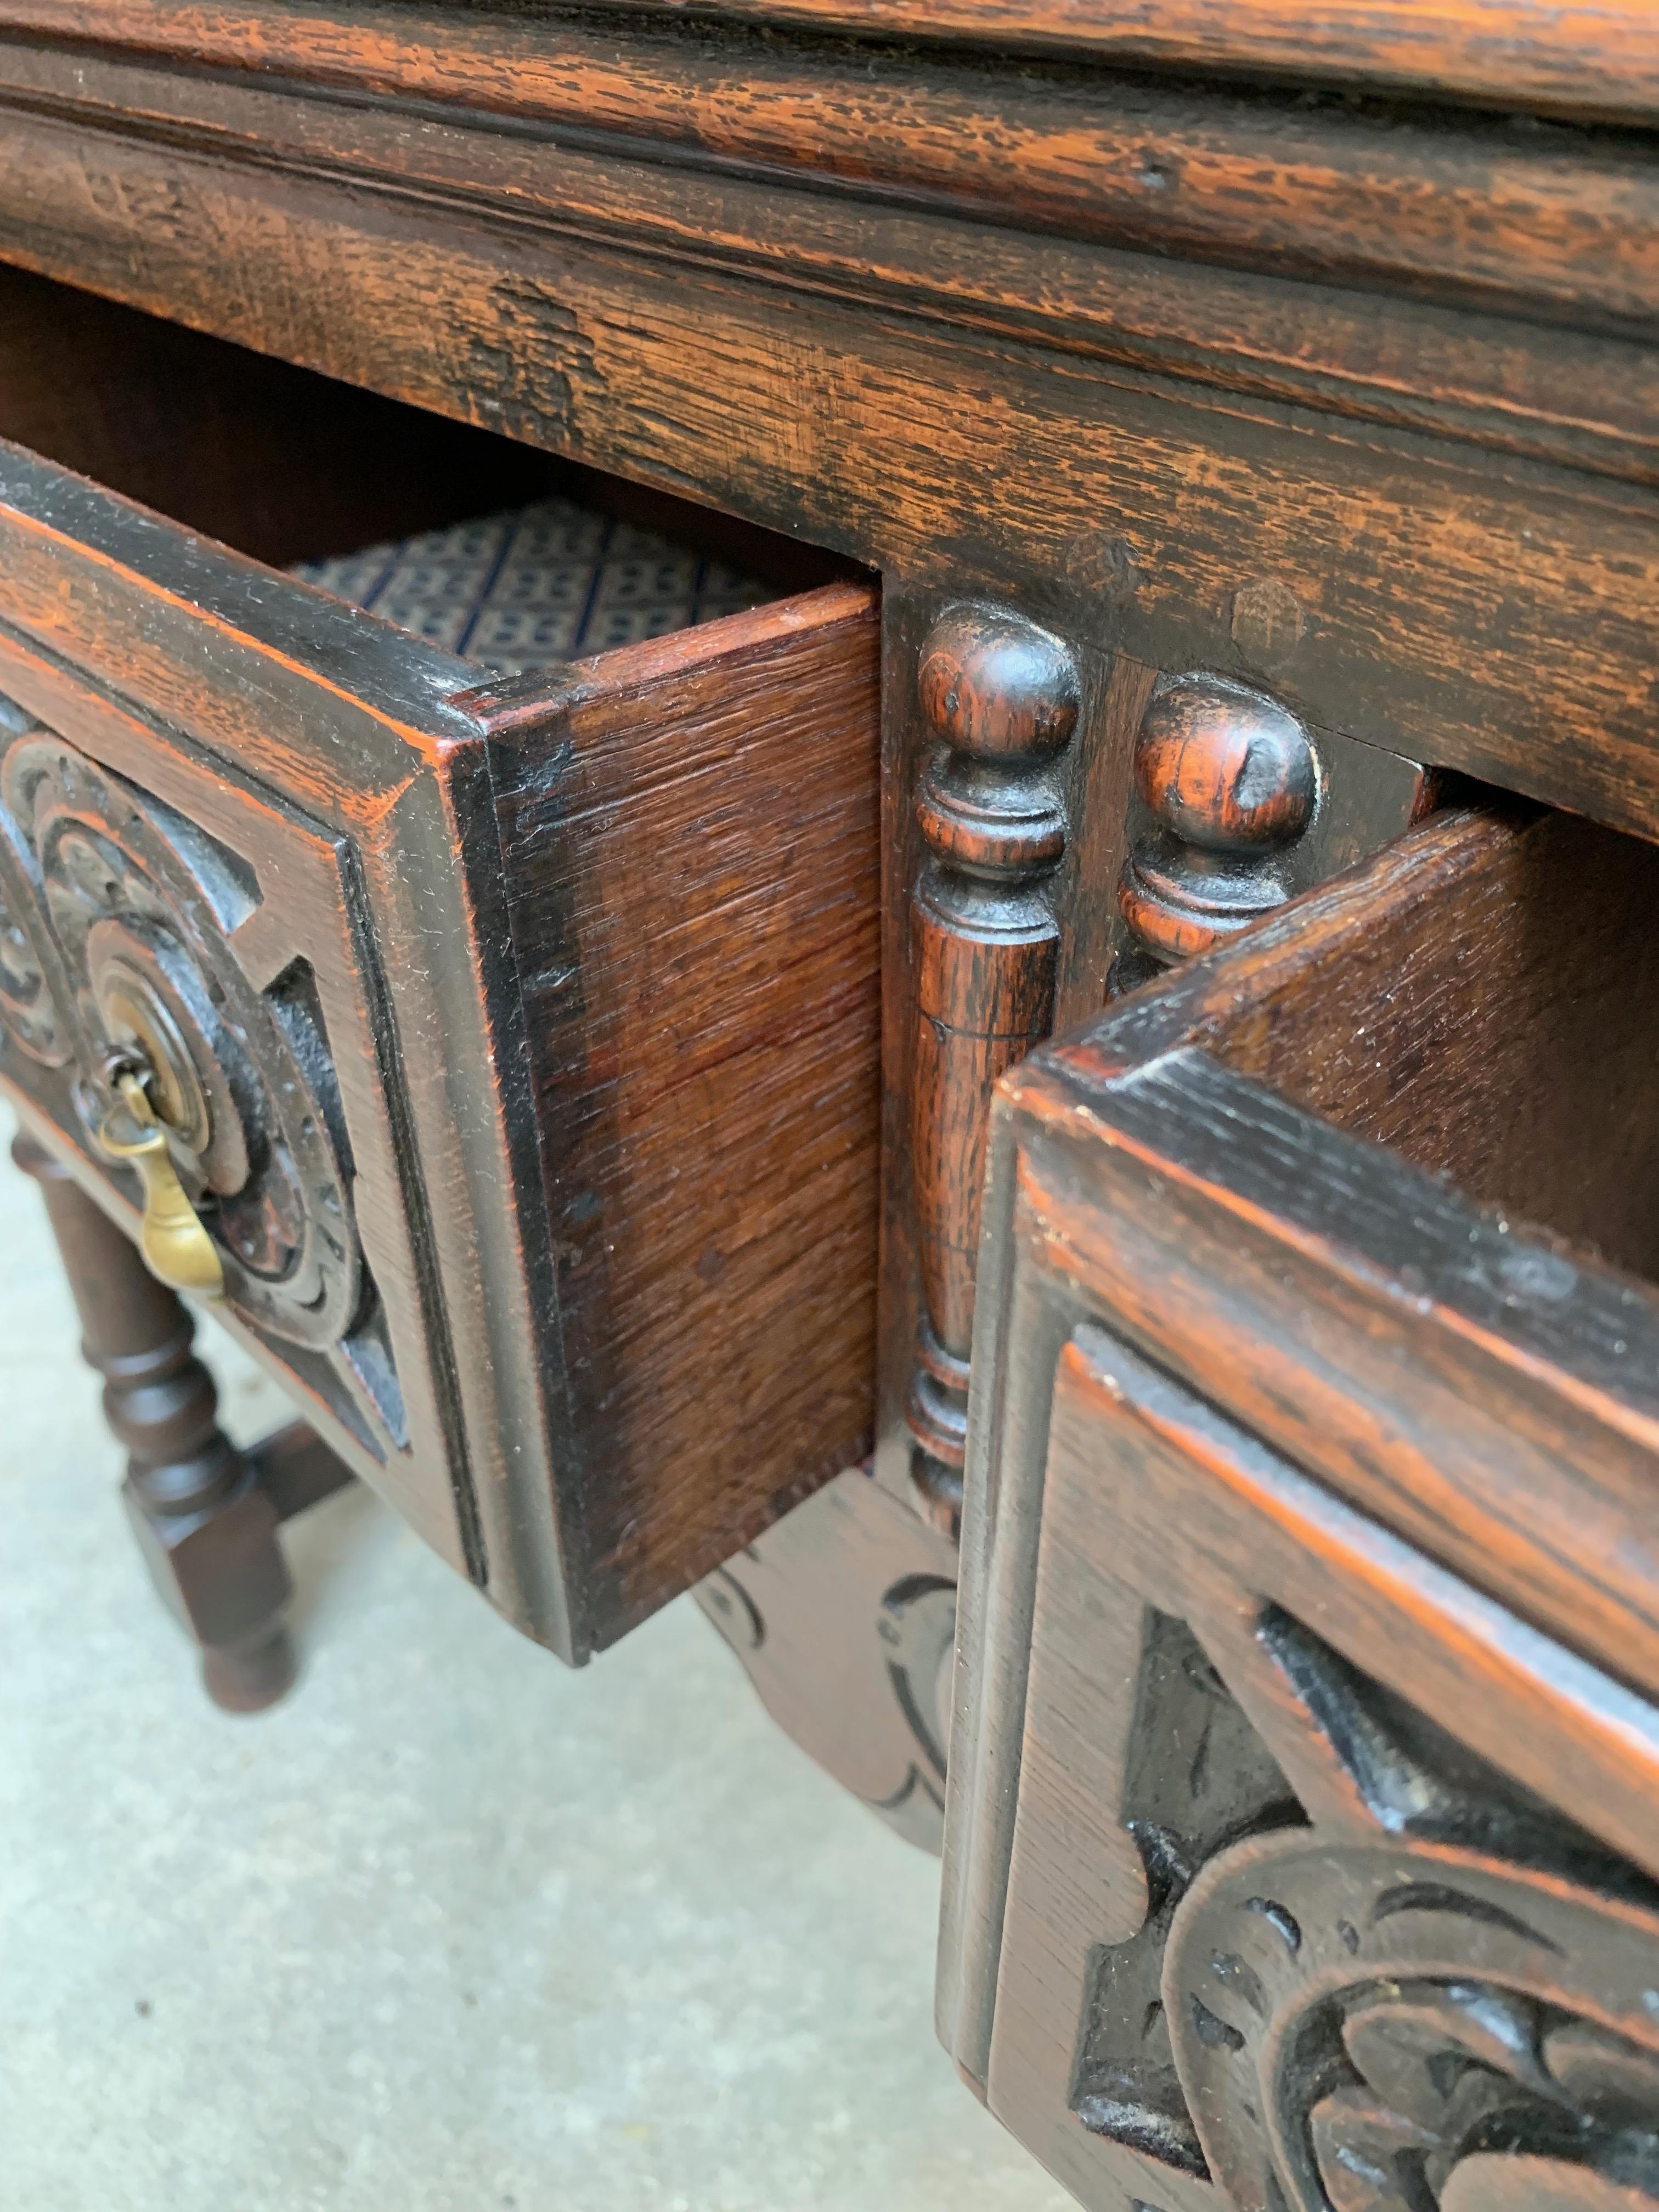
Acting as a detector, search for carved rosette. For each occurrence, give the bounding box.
[1167,1832,1659,2211]
[906,606,1080,1524]
[2,731,360,1346]
[0,706,400,1453]
[1057,1580,1659,2212]
[1113,674,1318,995]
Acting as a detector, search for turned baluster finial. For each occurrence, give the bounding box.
[907,606,1080,1528]
[1114,675,1317,992]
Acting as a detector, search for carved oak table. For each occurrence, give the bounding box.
[2,5,1658,2205]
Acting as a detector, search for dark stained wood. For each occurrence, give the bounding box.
[8,28,1659,490]
[942,794,1659,2210]
[1134,679,1317,853]
[619,0,1659,120]
[10,1126,297,1711]
[1112,674,1321,990]
[10,0,1659,141]
[871,597,1147,1525]
[1,30,1658,2193]
[0,55,1654,857]
[0,447,520,1599]
[0,10,1629,340]
[985,808,1659,1708]
[0,259,850,591]
[1075,801,1659,1272]
[879,605,1429,1528]
[0,430,882,1662]
[941,1309,1659,2210]
[0,259,551,567]
[1111,681,1438,998]
[251,1424,356,1527]
[459,583,882,1641]
[696,1464,958,1852]
[1049,653,1156,1031]
[904,606,1080,1523]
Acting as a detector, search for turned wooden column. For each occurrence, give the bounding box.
[906,606,1080,1527]
[12,1132,296,1711]
[1113,674,1317,992]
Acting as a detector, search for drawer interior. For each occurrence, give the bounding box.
[0,259,853,646]
[1172,797,1659,1284]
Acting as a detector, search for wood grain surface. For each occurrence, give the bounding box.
[462,583,883,1642]
[4,5,1658,329]
[0,84,1653,847]
[944,1305,1659,2210]
[941,792,1659,2207]
[3,47,1653,1583]
[696,1464,958,1850]
[994,805,1659,1714]
[0,413,881,1660]
[2,25,1657,491]
[5,1,1658,1765]
[8,0,1659,124]
[1081,800,1659,1270]
[903,606,1080,1512]
[0,259,547,566]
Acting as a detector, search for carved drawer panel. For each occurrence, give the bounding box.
[0,430,881,1665]
[939,800,1659,2210]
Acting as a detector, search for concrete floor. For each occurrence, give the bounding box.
[0,1110,1071,2212]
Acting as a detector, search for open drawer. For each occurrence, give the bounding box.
[939,796,1659,2210]
[0,268,880,1663]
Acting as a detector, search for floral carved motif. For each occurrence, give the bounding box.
[2,726,360,1346]
[0,703,402,1452]
[1166,1832,1659,2212]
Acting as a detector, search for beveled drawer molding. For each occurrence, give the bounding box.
[0,438,883,1662]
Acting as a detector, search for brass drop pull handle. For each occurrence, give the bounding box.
[97,1071,225,1302]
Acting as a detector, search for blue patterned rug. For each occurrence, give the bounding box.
[293,497,772,673]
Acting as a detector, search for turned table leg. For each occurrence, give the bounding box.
[12,1131,297,1711]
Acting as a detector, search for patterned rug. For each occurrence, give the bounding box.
[292,496,774,673]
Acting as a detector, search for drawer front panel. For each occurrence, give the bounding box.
[941,1317,1659,2212]
[0,439,882,1660]
[0,506,494,1589]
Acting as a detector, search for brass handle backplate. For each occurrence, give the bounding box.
[97,1071,225,1301]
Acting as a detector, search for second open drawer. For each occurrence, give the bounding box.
[939,793,1659,2210]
